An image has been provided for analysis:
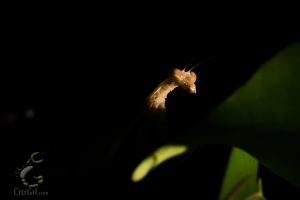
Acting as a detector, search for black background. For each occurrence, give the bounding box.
[4,11,300,199]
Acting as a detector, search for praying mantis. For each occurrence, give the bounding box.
[134,60,199,152]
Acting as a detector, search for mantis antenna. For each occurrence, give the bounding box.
[188,50,229,72]
[182,50,206,71]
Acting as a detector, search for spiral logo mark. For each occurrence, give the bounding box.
[14,152,44,188]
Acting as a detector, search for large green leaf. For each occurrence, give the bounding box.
[131,42,300,190]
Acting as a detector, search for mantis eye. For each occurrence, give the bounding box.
[168,68,183,80]
[190,71,197,82]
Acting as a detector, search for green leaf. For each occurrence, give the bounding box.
[131,42,300,190]
[218,147,258,200]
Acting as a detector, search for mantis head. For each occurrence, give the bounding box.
[168,68,197,94]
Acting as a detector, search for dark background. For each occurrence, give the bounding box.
[4,14,300,199]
